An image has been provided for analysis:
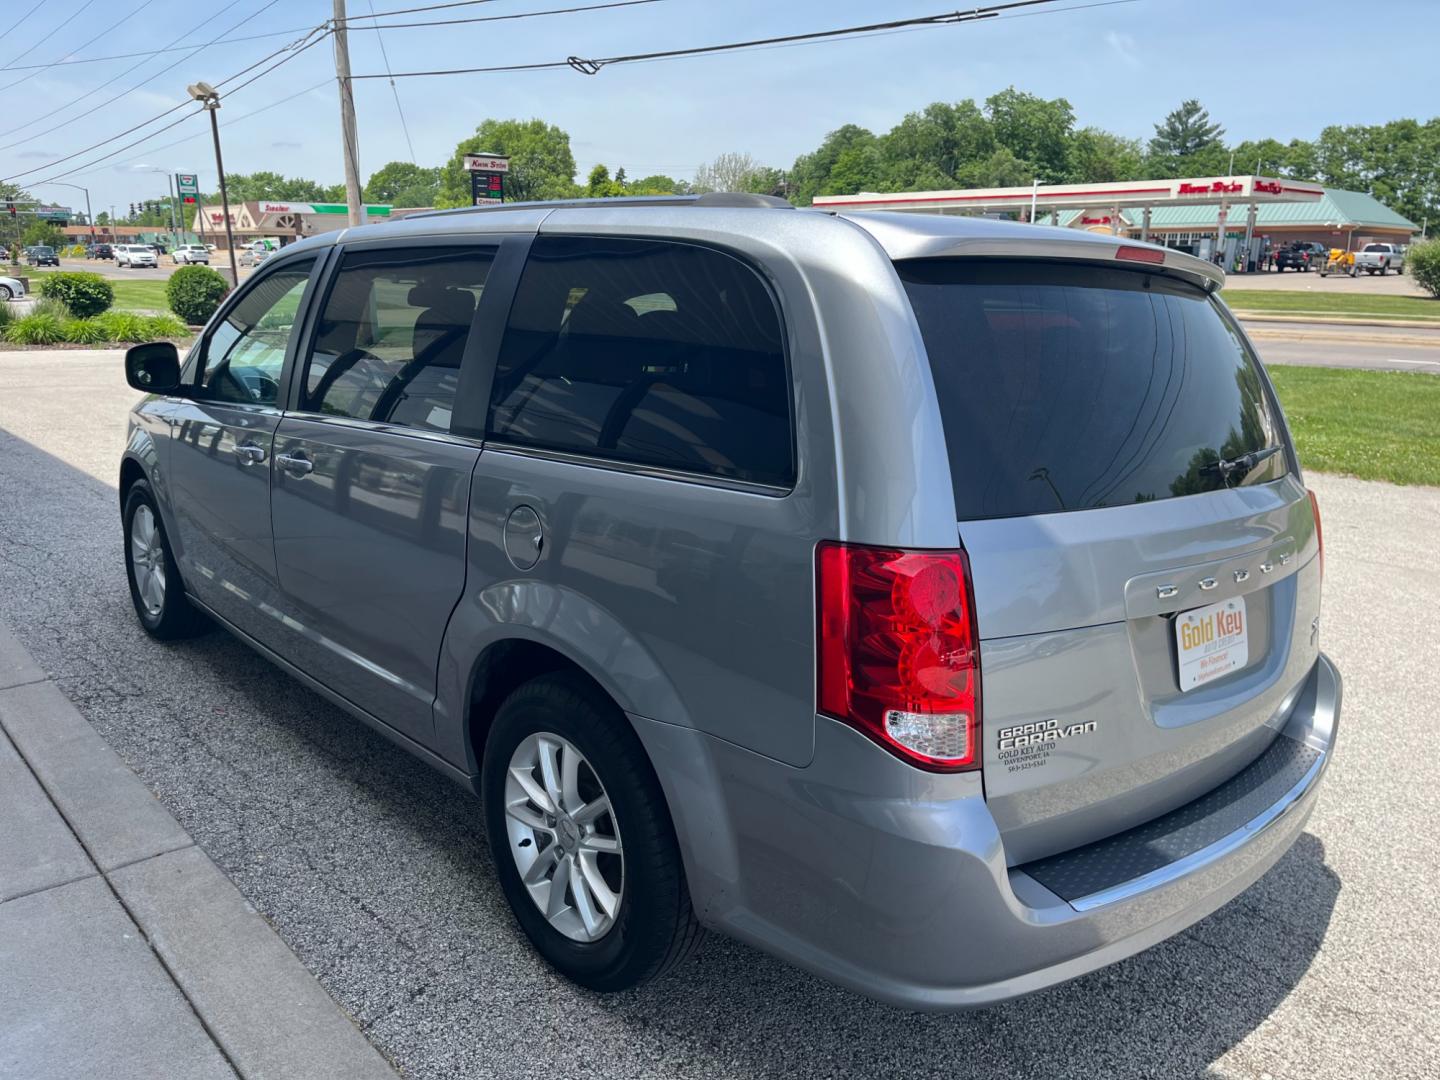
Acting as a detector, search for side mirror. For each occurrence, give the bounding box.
[125,341,182,394]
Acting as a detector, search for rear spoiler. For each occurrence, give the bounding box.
[841,216,1226,294]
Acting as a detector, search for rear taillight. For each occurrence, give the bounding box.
[1308,488,1323,581]
[816,542,981,771]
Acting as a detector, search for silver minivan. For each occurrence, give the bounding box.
[120,195,1339,1008]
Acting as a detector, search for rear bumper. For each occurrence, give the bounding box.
[636,652,1340,1010]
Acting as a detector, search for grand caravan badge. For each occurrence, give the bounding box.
[997,719,1098,750]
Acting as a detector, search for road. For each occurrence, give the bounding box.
[1243,322,1440,374]
[1,350,1438,1080]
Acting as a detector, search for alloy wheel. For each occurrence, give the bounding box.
[129,504,167,618]
[504,732,624,943]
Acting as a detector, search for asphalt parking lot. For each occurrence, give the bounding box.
[1,350,1437,1080]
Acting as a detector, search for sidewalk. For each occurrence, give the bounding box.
[0,623,400,1080]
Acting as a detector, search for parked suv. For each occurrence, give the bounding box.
[118,197,1339,1008]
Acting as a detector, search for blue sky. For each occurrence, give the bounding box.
[4,0,1437,212]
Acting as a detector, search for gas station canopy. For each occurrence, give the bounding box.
[812,176,1325,218]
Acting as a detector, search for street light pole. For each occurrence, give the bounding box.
[41,181,95,244]
[189,82,240,285]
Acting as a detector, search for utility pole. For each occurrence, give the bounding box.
[332,0,364,227]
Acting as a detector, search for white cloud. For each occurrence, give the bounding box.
[1105,30,1142,69]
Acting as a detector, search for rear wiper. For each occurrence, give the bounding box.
[1206,445,1285,483]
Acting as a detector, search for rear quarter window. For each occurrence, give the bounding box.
[900,260,1287,520]
[486,236,794,488]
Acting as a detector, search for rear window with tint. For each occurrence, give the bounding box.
[899,261,1286,520]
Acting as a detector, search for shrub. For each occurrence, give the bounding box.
[166,264,229,324]
[0,300,13,331]
[144,313,190,339]
[63,317,110,345]
[36,271,114,317]
[30,296,72,320]
[1408,239,1440,298]
[67,244,88,258]
[4,312,66,345]
[94,311,150,342]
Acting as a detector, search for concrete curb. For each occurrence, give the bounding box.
[0,622,400,1080]
[1242,326,1440,348]
[1232,311,1440,332]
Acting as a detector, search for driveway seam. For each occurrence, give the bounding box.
[0,707,245,1078]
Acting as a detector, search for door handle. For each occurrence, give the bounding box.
[276,451,314,476]
[233,442,267,465]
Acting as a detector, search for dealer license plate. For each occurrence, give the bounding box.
[1174,597,1249,692]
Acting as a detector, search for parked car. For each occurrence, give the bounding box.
[172,244,211,265]
[237,246,272,268]
[0,274,25,301]
[115,244,158,268]
[1354,242,1405,275]
[118,196,1338,1009]
[25,245,59,267]
[1272,241,1326,271]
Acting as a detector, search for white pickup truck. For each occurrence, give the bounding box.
[1354,242,1405,275]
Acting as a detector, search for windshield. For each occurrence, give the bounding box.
[900,260,1288,520]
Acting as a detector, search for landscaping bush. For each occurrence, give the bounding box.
[94,311,150,342]
[30,297,72,320]
[166,264,229,324]
[1408,239,1440,298]
[4,312,66,345]
[36,271,114,317]
[62,317,110,345]
[0,300,13,332]
[143,313,190,339]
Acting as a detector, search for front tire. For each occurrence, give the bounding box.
[482,672,703,992]
[123,481,208,640]
[0,284,11,300]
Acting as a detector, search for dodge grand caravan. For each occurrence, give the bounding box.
[119,194,1339,1008]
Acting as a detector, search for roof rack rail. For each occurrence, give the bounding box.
[404,191,793,220]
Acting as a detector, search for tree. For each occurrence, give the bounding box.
[437,119,578,207]
[626,173,686,195]
[880,100,995,190]
[1229,138,1290,177]
[789,124,879,204]
[693,151,765,193]
[985,87,1076,184]
[22,221,64,248]
[364,161,441,207]
[1149,100,1226,171]
[1067,128,1144,183]
[585,164,626,198]
[222,172,340,202]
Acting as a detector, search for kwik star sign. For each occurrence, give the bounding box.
[464,153,510,206]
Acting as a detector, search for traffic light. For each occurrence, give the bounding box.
[129,203,136,217]
[4,200,14,218]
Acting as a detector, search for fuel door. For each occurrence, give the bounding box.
[504,505,544,571]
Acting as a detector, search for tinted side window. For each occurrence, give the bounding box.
[487,236,793,487]
[301,246,495,432]
[198,260,314,405]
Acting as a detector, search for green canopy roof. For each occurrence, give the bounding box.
[1053,188,1417,231]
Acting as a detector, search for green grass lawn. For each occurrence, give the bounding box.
[21,269,171,313]
[1223,288,1440,322]
[1268,364,1440,487]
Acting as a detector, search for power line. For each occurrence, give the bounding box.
[0,0,279,148]
[0,0,160,94]
[0,1,46,47]
[344,0,509,19]
[359,0,663,31]
[364,0,417,163]
[351,0,1071,79]
[2,24,330,184]
[0,0,103,72]
[0,28,322,73]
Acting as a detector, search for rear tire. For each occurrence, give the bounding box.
[0,285,11,300]
[482,672,703,992]
[123,481,208,640]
